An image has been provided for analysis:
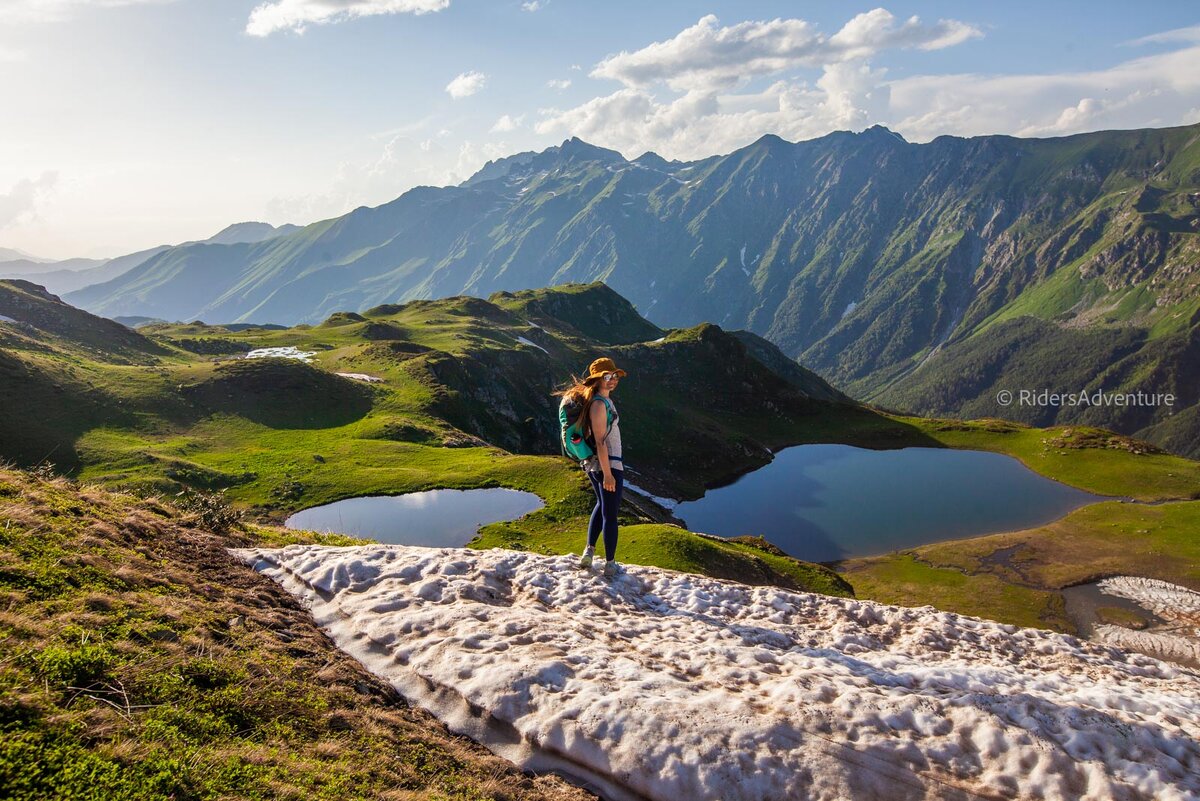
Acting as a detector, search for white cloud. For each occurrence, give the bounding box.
[520,0,543,10]
[1123,24,1200,47]
[591,11,980,92]
[0,0,171,24]
[535,11,1200,161]
[245,0,449,38]
[445,70,486,99]
[546,78,571,90]
[0,172,58,231]
[490,114,523,132]
[890,44,1200,140]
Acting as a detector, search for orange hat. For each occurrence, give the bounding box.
[586,357,627,380]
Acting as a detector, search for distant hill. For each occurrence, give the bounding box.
[0,246,51,263]
[0,256,105,275]
[0,279,168,361]
[206,220,301,245]
[2,221,300,296]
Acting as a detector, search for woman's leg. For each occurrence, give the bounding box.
[586,468,604,550]
[601,469,624,561]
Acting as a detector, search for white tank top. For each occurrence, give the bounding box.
[600,397,622,465]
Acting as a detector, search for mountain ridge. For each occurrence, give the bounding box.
[58,123,1200,453]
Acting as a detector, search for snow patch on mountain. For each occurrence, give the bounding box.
[245,345,316,362]
[235,545,1200,801]
[515,335,548,353]
[624,481,679,510]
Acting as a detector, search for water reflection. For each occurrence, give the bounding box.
[285,488,544,547]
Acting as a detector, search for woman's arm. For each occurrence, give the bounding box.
[590,401,615,490]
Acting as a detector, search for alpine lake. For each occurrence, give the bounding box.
[673,444,1108,562]
[284,444,1106,562]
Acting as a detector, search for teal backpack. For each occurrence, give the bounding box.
[559,395,615,460]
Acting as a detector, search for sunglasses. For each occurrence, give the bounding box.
[602,372,621,381]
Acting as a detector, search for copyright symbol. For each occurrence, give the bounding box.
[996,390,1013,406]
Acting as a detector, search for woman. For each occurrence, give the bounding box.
[555,357,627,577]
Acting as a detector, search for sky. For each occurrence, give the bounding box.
[1,1,1198,260]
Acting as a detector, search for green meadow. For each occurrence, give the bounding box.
[4,278,1200,629]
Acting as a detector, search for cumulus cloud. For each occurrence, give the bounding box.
[535,11,1200,160]
[0,172,58,231]
[591,11,980,92]
[490,114,523,133]
[546,78,571,90]
[246,0,449,38]
[0,0,172,24]
[445,70,486,99]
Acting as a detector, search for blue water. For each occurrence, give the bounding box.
[673,445,1107,562]
[284,488,544,547]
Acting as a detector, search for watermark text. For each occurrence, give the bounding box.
[995,389,1175,408]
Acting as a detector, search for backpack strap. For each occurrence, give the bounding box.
[592,396,617,443]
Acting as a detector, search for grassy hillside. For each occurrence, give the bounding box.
[0,464,596,801]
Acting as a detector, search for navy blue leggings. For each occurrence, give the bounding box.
[586,467,623,561]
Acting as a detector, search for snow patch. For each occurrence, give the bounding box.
[515,335,547,353]
[0,313,17,323]
[842,301,858,318]
[1093,577,1200,665]
[1098,576,1200,617]
[335,372,382,383]
[624,481,679,510]
[245,346,317,362]
[236,545,1200,801]
[1096,625,1200,665]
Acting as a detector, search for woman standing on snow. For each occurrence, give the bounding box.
[555,357,627,577]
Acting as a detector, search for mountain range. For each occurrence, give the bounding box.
[33,124,1200,455]
[0,221,300,296]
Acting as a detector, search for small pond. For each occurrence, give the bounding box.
[285,488,544,547]
[673,444,1108,562]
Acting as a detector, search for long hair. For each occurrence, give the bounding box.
[552,373,603,441]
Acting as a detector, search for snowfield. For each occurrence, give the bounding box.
[1094,577,1200,665]
[233,545,1200,801]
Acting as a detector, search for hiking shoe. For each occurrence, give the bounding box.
[578,546,595,569]
[602,560,621,578]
